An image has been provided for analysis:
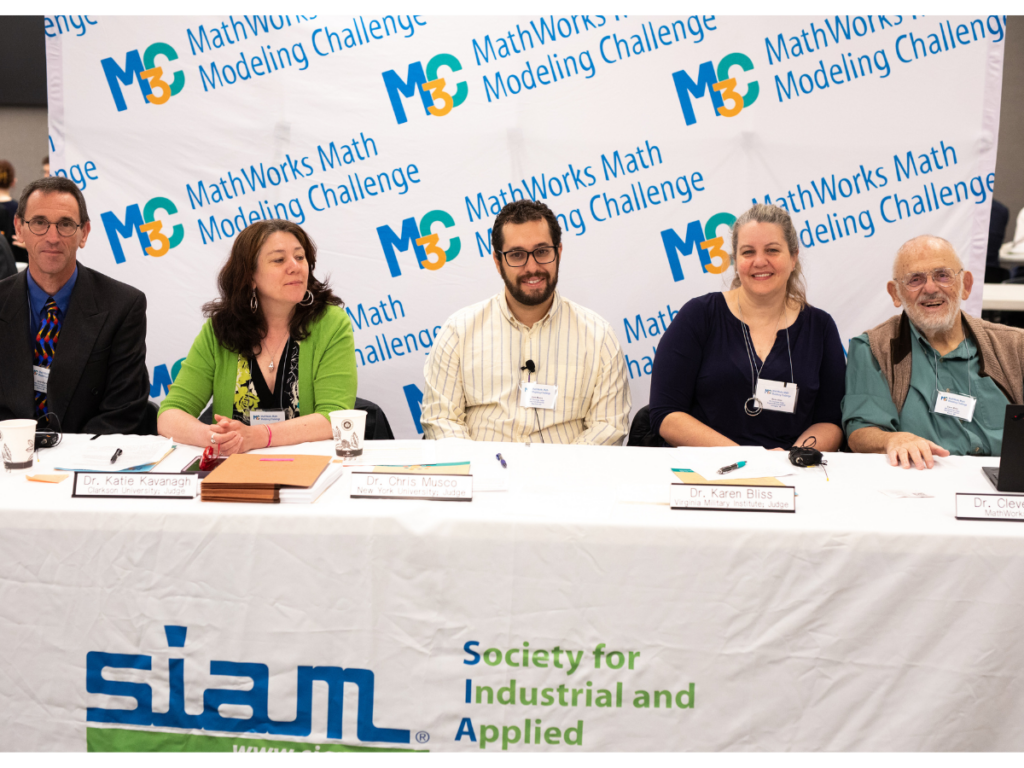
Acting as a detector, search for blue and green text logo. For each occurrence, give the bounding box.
[376,210,461,277]
[101,42,185,112]
[672,52,757,126]
[101,196,183,264]
[382,54,467,125]
[661,212,736,281]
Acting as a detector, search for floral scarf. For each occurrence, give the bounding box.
[232,339,300,424]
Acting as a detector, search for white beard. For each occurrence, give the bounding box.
[903,288,960,334]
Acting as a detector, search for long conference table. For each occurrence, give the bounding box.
[2,435,1024,752]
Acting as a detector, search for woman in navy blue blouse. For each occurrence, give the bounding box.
[649,204,846,450]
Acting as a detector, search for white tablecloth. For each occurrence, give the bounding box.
[2,436,1022,752]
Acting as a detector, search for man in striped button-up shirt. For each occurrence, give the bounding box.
[421,200,631,445]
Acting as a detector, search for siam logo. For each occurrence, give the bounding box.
[101,196,184,264]
[376,210,461,277]
[86,624,411,747]
[671,52,758,126]
[382,53,468,125]
[101,42,185,112]
[660,212,736,282]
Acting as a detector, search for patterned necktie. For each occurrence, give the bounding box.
[33,297,61,417]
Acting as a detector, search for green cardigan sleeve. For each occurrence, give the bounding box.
[157,319,224,419]
[158,307,358,422]
[300,305,358,418]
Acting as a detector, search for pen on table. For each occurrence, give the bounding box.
[110,448,123,465]
[717,460,746,475]
[496,453,507,469]
[90,434,101,441]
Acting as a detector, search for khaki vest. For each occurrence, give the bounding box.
[864,312,1024,413]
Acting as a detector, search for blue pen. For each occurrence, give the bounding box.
[496,453,507,469]
[717,460,746,475]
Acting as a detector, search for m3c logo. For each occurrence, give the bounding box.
[101,42,185,112]
[382,53,468,125]
[671,53,758,126]
[661,212,736,282]
[101,197,184,264]
[376,211,461,277]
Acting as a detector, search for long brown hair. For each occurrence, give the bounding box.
[202,219,343,354]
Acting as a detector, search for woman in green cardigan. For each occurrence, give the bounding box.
[157,219,357,454]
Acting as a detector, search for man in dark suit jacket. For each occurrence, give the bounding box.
[0,177,150,434]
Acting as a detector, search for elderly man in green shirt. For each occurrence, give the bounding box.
[842,235,1024,469]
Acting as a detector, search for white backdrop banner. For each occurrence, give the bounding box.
[45,14,1006,437]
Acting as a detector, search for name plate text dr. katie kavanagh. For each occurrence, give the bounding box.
[671,483,795,513]
[350,472,473,501]
[72,472,197,499]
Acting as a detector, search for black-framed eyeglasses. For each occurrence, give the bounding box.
[498,245,557,267]
[899,268,963,290]
[23,217,85,237]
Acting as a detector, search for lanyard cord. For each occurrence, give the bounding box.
[738,299,795,397]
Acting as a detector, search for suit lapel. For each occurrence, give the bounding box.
[48,266,108,424]
[0,271,34,415]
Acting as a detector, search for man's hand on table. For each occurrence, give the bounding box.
[885,432,950,470]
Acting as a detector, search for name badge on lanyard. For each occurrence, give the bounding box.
[933,391,977,422]
[755,378,799,414]
[33,365,50,394]
[519,383,557,410]
[250,409,286,424]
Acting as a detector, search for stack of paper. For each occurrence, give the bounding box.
[279,462,345,503]
[56,437,176,472]
[201,454,331,503]
[370,462,471,475]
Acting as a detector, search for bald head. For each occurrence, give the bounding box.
[886,233,972,336]
[892,235,962,280]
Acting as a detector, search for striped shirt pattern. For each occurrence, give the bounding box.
[421,291,631,445]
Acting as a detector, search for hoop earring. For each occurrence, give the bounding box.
[300,289,314,307]
[251,288,258,314]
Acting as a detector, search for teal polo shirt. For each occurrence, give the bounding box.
[842,322,1010,456]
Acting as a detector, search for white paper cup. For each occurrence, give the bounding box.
[330,410,367,457]
[0,419,36,473]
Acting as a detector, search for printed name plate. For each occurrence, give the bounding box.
[955,493,1024,521]
[72,472,197,499]
[670,483,796,513]
[350,471,473,501]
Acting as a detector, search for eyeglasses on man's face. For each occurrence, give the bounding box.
[22,217,85,237]
[899,267,963,291]
[498,245,557,267]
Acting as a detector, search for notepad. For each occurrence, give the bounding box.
[671,468,785,487]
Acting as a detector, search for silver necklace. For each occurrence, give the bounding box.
[737,296,794,417]
[262,335,288,372]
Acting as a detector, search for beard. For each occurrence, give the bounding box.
[902,288,961,333]
[499,257,559,307]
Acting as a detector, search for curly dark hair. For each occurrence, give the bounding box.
[491,198,562,253]
[202,219,343,354]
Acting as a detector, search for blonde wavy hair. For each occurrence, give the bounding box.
[729,203,806,308]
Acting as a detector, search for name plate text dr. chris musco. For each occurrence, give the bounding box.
[671,483,795,513]
[350,471,473,501]
[72,472,197,499]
